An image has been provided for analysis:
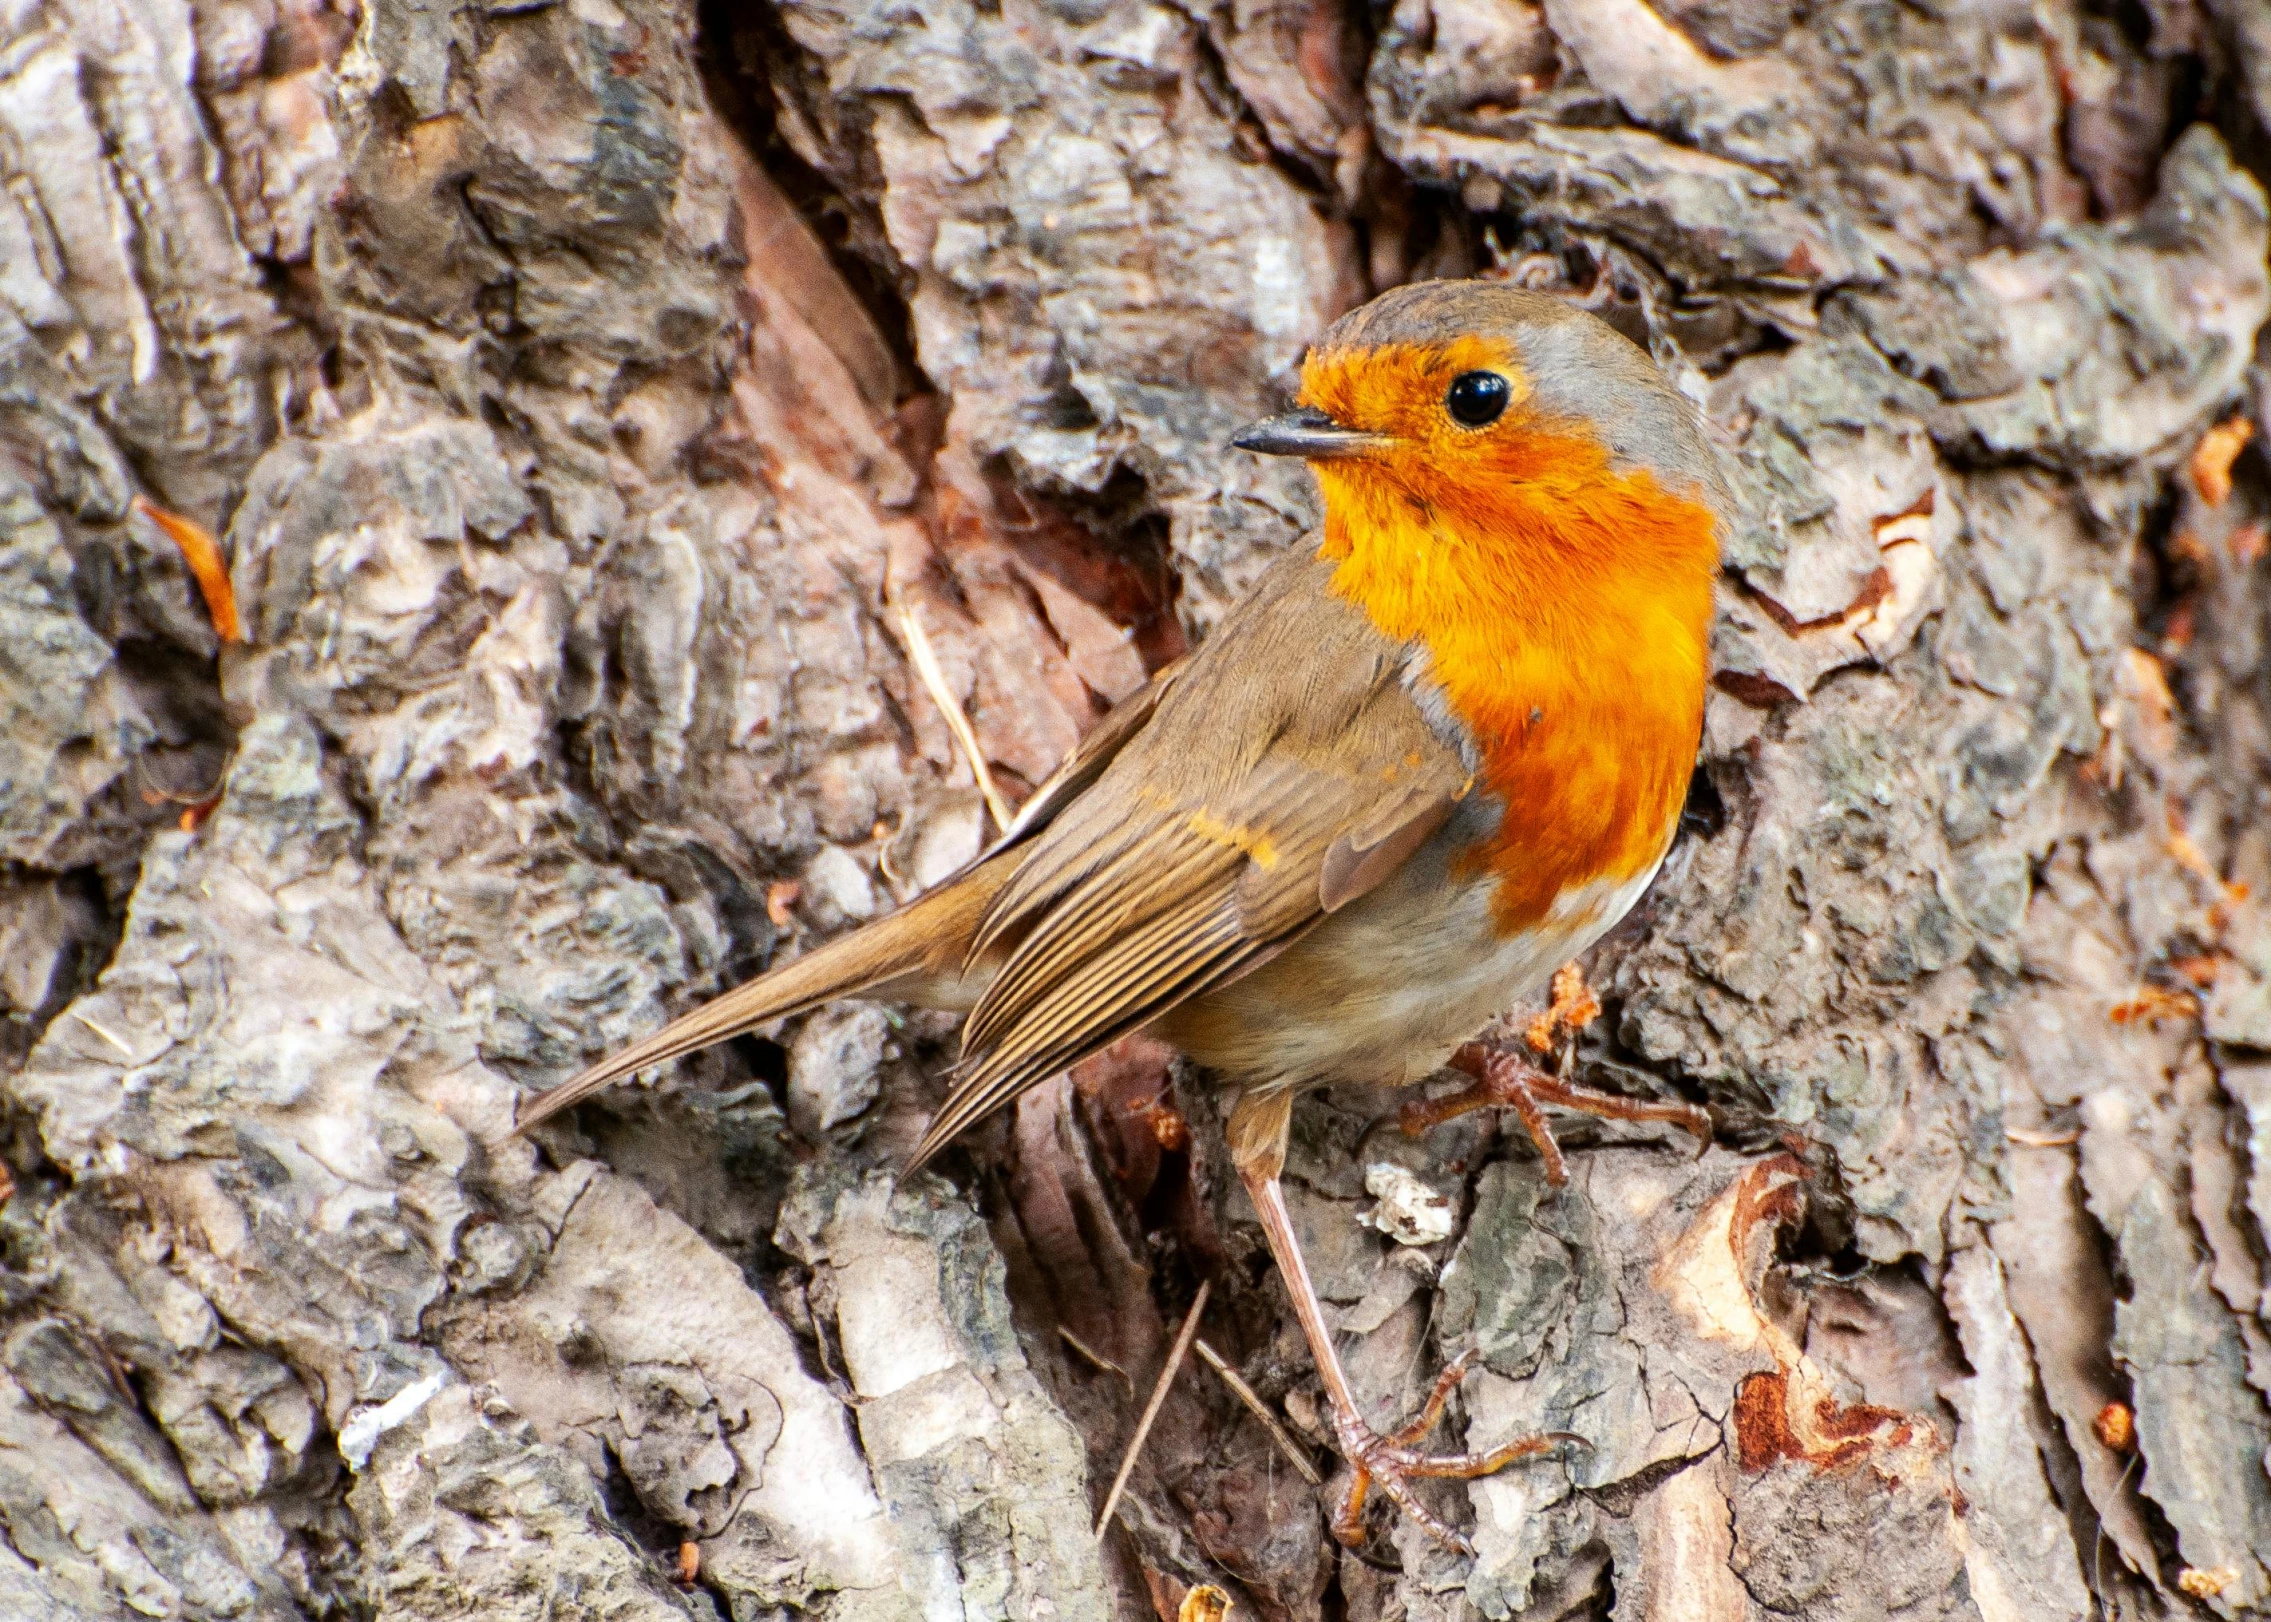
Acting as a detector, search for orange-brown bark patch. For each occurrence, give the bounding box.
[1729,1151,1808,1260]
[133,495,241,644]
[2190,416,2253,506]
[1734,1368,1913,1473]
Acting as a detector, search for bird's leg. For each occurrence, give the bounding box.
[1228,1092,1573,1556]
[1400,1043,1712,1187]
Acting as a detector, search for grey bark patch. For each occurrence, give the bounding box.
[787,1002,891,1137]
[1437,1160,1578,1380]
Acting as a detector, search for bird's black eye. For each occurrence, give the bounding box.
[1445,370,1510,428]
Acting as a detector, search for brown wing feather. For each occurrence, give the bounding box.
[914,901,1285,1160]
[909,552,1471,1170]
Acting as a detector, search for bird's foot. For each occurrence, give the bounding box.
[1399,1042,1713,1185]
[1327,1351,1581,1555]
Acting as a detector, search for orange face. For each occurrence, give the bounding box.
[1294,337,1721,928]
[1295,335,1717,592]
[1299,335,1535,464]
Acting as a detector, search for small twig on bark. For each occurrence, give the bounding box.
[893,599,1013,832]
[1094,1279,1210,1537]
[1193,1337,1321,1485]
[70,1009,136,1057]
[1059,1324,1136,1396]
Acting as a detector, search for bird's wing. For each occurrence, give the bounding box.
[908,552,1472,1166]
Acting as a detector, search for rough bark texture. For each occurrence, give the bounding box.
[5,0,2271,1615]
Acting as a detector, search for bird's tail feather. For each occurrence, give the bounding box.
[507,856,1011,1138]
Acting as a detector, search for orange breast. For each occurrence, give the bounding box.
[1312,427,1717,933]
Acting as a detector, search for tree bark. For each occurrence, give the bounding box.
[4,0,2271,1616]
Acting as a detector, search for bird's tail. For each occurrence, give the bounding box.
[507,854,1014,1138]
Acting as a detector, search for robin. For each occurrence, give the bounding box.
[516,280,1725,1552]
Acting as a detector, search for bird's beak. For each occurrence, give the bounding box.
[1231,406,1391,459]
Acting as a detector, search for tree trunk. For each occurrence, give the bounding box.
[5,0,2271,1615]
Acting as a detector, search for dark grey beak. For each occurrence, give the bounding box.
[1231,406,1390,459]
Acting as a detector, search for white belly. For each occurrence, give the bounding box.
[1162,818,1665,1094]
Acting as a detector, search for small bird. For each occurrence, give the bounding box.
[516,280,1725,1551]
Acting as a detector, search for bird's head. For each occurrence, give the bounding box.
[1235,280,1726,628]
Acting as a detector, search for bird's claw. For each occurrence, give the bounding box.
[1324,1355,1580,1556]
[1402,1043,1715,1184]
